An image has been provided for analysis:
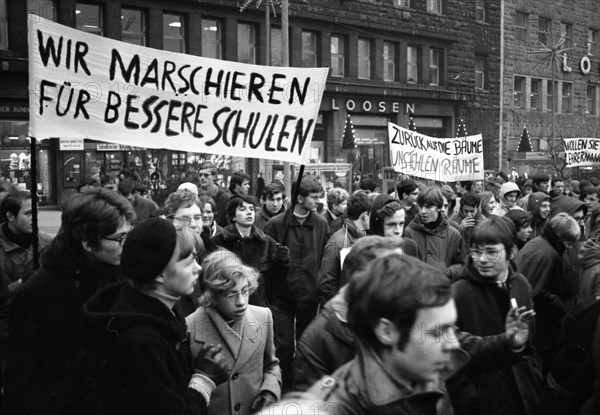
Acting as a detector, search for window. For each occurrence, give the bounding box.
[407,45,418,84]
[515,12,527,42]
[475,0,485,22]
[238,23,256,64]
[270,27,282,66]
[588,29,597,56]
[0,0,7,49]
[76,3,103,36]
[513,76,525,108]
[383,42,395,81]
[561,23,572,49]
[121,8,146,46]
[163,13,185,53]
[538,17,551,46]
[531,78,542,110]
[429,48,442,86]
[202,19,222,59]
[28,0,56,21]
[394,0,410,7]
[427,0,442,14]
[475,55,485,89]
[587,85,597,115]
[302,31,318,67]
[562,82,572,113]
[546,80,555,112]
[358,39,371,79]
[331,35,345,77]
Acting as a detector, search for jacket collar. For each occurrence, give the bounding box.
[220,223,265,242]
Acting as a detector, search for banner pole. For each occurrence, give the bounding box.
[30,136,39,270]
[281,164,305,243]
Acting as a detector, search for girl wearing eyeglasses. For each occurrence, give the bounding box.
[186,249,281,415]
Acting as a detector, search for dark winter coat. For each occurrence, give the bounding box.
[528,192,550,240]
[579,238,600,302]
[254,204,284,231]
[318,220,366,301]
[449,209,483,258]
[264,210,329,301]
[82,281,208,415]
[452,261,542,415]
[3,236,124,415]
[405,214,463,279]
[211,224,289,306]
[579,313,600,415]
[199,185,231,228]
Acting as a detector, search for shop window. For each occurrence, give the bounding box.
[358,38,371,79]
[530,78,542,110]
[76,3,103,36]
[561,82,572,113]
[271,27,282,66]
[331,35,345,77]
[302,31,318,67]
[538,17,551,46]
[587,85,597,115]
[383,41,396,81]
[163,13,186,53]
[515,12,527,42]
[28,0,56,21]
[513,76,525,108]
[122,8,146,46]
[202,18,222,59]
[238,22,256,64]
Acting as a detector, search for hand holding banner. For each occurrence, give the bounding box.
[388,122,484,182]
[28,15,329,164]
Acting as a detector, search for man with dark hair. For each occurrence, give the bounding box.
[318,191,371,302]
[517,172,550,211]
[456,180,473,197]
[228,171,251,196]
[212,194,289,307]
[405,186,463,279]
[549,177,565,200]
[359,177,376,193]
[0,191,54,296]
[264,176,329,392]
[255,182,286,231]
[452,216,541,415]
[395,178,420,227]
[450,191,482,252]
[528,191,551,240]
[4,188,135,415]
[118,178,159,225]
[584,186,600,240]
[196,161,231,227]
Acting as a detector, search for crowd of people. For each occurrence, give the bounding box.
[0,161,599,415]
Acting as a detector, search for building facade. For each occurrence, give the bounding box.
[503,0,600,177]
[1,0,502,204]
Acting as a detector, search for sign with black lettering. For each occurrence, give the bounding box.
[388,122,484,182]
[563,138,600,166]
[28,16,328,164]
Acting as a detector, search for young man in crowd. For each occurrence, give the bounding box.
[450,191,482,252]
[254,182,286,231]
[0,191,54,296]
[404,186,463,279]
[528,191,551,239]
[395,178,420,228]
[493,182,524,216]
[228,171,251,196]
[322,188,349,231]
[264,176,329,392]
[118,179,159,225]
[549,177,565,200]
[318,191,370,302]
[4,188,135,415]
[584,186,600,240]
[517,172,550,211]
[196,161,231,227]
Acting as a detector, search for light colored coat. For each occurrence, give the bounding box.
[186,305,281,415]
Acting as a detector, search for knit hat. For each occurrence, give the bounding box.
[121,218,177,284]
[177,182,199,196]
[499,182,521,199]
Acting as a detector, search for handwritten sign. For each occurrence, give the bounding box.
[388,122,484,182]
[563,138,600,167]
[28,16,329,164]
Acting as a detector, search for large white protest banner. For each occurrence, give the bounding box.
[388,122,484,182]
[28,16,329,164]
[563,138,600,167]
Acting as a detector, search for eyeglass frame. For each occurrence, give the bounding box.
[102,227,134,247]
[469,246,505,261]
[220,285,253,302]
[167,214,203,226]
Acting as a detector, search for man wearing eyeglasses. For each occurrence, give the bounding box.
[196,161,231,228]
[452,216,541,415]
[4,188,135,415]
